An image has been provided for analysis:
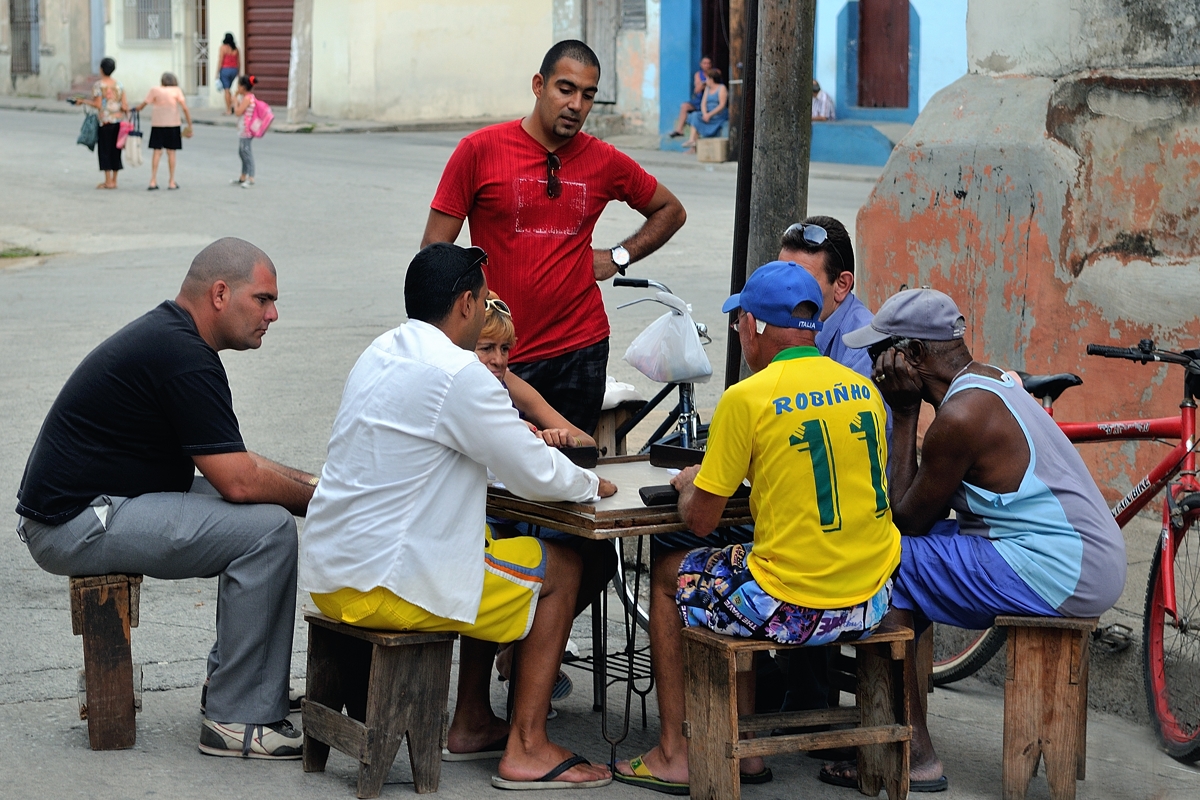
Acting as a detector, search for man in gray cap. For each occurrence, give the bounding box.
[823,288,1126,792]
[615,262,901,792]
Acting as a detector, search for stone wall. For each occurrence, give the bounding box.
[857,1,1200,499]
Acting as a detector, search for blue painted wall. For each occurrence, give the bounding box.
[659,0,702,149]
[815,0,966,121]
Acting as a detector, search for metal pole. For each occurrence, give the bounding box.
[723,0,757,388]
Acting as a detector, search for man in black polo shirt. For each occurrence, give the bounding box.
[16,237,316,760]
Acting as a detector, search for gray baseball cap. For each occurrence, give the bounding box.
[842,288,966,349]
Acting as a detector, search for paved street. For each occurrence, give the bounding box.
[2,106,1198,798]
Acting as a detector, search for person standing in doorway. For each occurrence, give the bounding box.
[82,57,127,190]
[812,80,836,121]
[136,72,193,191]
[217,34,242,115]
[233,76,257,188]
[422,39,686,436]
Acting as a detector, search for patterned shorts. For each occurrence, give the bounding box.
[677,543,892,645]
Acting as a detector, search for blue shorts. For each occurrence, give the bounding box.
[218,67,239,89]
[676,543,891,645]
[890,519,1058,631]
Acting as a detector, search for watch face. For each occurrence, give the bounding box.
[612,246,630,266]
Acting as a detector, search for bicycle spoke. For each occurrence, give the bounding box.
[1146,527,1200,760]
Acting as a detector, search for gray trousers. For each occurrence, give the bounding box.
[20,478,296,724]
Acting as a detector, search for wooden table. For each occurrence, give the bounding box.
[486,455,754,762]
[486,456,752,539]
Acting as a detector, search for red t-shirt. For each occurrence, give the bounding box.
[431,120,658,363]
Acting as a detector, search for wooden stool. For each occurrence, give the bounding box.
[594,399,646,457]
[301,612,456,798]
[682,621,913,800]
[69,573,142,750]
[995,616,1097,800]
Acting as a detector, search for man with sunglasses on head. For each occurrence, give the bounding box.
[422,39,687,437]
[779,215,873,378]
[823,289,1125,793]
[300,243,617,790]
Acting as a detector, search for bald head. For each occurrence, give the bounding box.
[181,237,275,298]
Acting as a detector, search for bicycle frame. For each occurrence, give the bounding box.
[1057,397,1200,620]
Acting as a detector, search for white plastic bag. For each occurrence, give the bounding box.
[622,292,712,384]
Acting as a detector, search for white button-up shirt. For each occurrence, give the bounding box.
[300,319,599,623]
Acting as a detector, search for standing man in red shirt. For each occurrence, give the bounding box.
[422,39,687,435]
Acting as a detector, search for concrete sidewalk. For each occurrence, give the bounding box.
[0,105,1188,799]
[0,94,883,181]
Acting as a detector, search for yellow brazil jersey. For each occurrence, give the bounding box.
[694,346,901,608]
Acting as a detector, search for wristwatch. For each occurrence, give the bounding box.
[610,245,631,276]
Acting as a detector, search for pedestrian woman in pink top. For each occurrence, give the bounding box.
[135,72,193,190]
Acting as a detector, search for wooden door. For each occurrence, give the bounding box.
[244,0,293,106]
[858,0,908,108]
[586,0,620,104]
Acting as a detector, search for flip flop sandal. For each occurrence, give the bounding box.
[612,754,689,795]
[442,734,508,762]
[819,761,948,793]
[741,767,774,784]
[147,186,159,190]
[491,753,612,790]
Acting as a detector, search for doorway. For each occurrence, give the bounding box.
[244,0,293,106]
[858,0,909,108]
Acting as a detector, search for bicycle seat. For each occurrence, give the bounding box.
[1015,371,1082,402]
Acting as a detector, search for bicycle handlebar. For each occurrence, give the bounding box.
[1086,342,1194,366]
[613,278,650,288]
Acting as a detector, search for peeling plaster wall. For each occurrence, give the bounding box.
[968,0,1200,76]
[858,67,1200,499]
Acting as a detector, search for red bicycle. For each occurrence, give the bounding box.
[930,339,1200,762]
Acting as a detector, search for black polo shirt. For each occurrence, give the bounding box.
[16,301,246,525]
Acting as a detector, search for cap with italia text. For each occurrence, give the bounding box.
[721,261,823,331]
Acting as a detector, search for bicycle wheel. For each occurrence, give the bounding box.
[612,538,651,632]
[930,624,1006,686]
[1143,526,1200,762]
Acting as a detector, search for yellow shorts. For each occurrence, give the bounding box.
[311,527,546,644]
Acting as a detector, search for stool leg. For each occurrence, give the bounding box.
[857,642,909,799]
[682,635,740,800]
[1075,630,1089,781]
[406,640,455,794]
[78,582,137,750]
[1042,630,1086,800]
[303,623,341,774]
[357,640,454,798]
[1003,628,1044,800]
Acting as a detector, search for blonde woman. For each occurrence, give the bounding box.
[135,73,193,190]
[475,293,595,448]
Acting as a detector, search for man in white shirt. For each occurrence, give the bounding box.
[300,243,615,790]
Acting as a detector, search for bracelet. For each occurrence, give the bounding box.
[306,475,320,487]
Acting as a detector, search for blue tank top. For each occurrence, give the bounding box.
[945,369,1126,617]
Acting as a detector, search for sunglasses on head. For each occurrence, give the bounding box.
[546,153,562,199]
[485,297,511,317]
[782,222,848,274]
[867,336,914,362]
[449,246,489,294]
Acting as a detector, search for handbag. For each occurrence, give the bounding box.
[77,113,98,151]
[124,110,144,167]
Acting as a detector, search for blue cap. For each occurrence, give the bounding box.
[721,261,824,331]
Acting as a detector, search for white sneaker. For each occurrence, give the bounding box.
[240,181,254,189]
[199,718,302,759]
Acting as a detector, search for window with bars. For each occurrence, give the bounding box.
[9,0,40,75]
[622,0,647,31]
[124,0,173,41]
